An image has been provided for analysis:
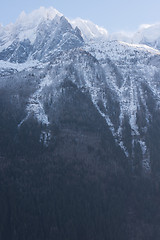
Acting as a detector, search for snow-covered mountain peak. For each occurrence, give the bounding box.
[108,22,160,50]
[133,22,160,45]
[70,18,108,41]
[0,7,63,45]
[16,7,62,27]
[14,7,63,43]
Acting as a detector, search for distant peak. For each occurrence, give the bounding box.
[70,18,108,41]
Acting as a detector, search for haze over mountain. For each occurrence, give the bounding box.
[0,6,160,240]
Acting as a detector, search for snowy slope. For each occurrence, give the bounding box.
[85,39,160,170]
[70,18,108,41]
[1,7,160,172]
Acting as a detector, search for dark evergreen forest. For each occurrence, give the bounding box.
[0,86,160,240]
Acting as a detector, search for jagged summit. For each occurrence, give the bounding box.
[16,6,62,23]
[0,6,109,47]
[1,6,160,51]
[0,7,63,46]
[0,7,84,63]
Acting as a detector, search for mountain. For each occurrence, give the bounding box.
[0,7,83,63]
[109,23,160,51]
[0,7,160,240]
[70,18,108,41]
[133,23,160,49]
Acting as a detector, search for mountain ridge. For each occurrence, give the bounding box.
[1,7,160,174]
[1,7,160,50]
